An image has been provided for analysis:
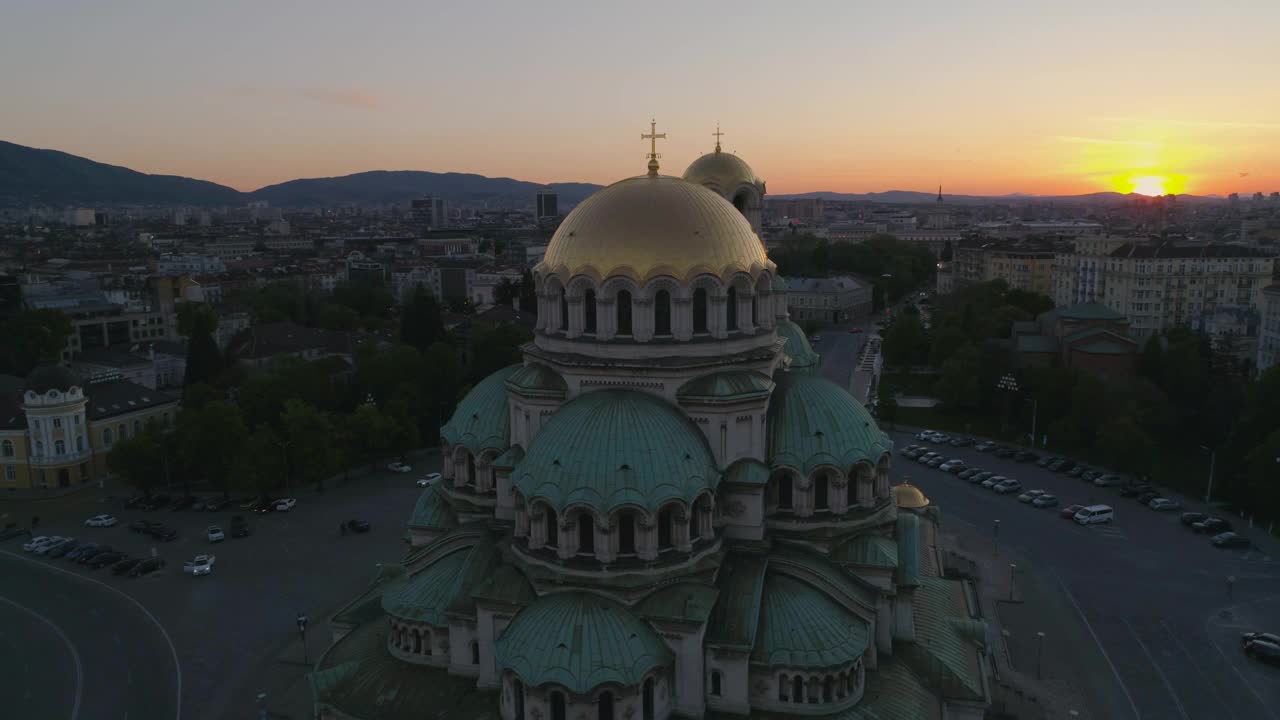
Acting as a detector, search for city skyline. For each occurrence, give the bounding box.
[3,1,1280,197]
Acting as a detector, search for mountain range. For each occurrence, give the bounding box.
[0,139,1223,209]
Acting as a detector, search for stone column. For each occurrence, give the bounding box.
[710,295,728,339]
[598,515,616,563]
[558,518,575,560]
[513,501,528,537]
[832,477,849,515]
[675,507,692,552]
[673,297,693,341]
[757,290,774,329]
[633,298,654,341]
[567,297,583,338]
[638,513,659,561]
[598,296,616,340]
[795,476,813,517]
[737,292,755,334]
[529,508,545,549]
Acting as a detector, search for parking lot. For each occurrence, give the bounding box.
[0,455,439,720]
[893,429,1280,720]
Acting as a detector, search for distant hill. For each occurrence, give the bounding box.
[773,189,1223,205]
[248,170,601,207]
[0,140,243,206]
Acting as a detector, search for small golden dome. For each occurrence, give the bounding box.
[892,483,930,509]
[683,150,762,194]
[539,174,771,284]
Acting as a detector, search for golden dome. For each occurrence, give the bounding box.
[892,483,930,509]
[539,174,771,284]
[683,150,762,194]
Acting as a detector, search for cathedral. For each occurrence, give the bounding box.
[311,126,992,720]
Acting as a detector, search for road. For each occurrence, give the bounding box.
[895,433,1280,720]
[0,550,180,720]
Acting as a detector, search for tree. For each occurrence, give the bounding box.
[280,400,335,491]
[317,303,360,331]
[882,313,927,368]
[400,285,445,352]
[181,382,222,411]
[107,430,164,496]
[494,278,519,307]
[422,341,463,438]
[1138,335,1164,382]
[184,330,224,388]
[935,343,981,410]
[343,403,394,472]
[468,322,532,383]
[876,383,899,429]
[331,280,394,320]
[177,401,248,496]
[519,269,538,314]
[0,309,73,375]
[928,325,967,367]
[235,424,287,498]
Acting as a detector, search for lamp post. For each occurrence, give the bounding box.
[1036,631,1046,680]
[1009,563,1017,601]
[993,519,1001,554]
[997,374,1019,434]
[297,613,309,664]
[1199,445,1216,504]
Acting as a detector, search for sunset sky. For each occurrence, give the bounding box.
[3,0,1279,197]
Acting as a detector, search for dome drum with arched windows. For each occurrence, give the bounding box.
[308,127,993,720]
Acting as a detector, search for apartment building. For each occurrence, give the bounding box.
[1052,235,1134,307]
[953,241,1059,296]
[1257,284,1280,374]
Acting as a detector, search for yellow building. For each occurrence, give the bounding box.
[0,365,179,491]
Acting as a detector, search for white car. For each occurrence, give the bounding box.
[32,536,69,554]
[1017,489,1045,503]
[416,472,442,487]
[1148,498,1181,511]
[23,535,52,552]
[183,554,216,576]
[206,525,225,542]
[939,459,966,473]
[85,514,118,527]
[387,462,412,473]
[273,498,297,512]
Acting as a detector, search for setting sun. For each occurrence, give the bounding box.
[1112,173,1188,196]
[1130,175,1168,196]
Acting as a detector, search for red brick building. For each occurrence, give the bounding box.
[1011,302,1138,376]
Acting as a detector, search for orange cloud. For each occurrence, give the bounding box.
[298,88,381,109]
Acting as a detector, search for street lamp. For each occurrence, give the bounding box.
[1199,445,1216,504]
[1036,632,1046,680]
[993,519,1001,553]
[997,375,1019,433]
[297,613,309,664]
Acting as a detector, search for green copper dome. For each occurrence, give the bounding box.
[677,370,773,404]
[513,389,718,514]
[495,591,673,694]
[381,548,470,625]
[775,319,819,370]
[440,365,519,454]
[407,485,456,531]
[751,574,870,667]
[506,363,567,399]
[767,371,892,473]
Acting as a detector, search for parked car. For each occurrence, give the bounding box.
[1014,450,1039,463]
[995,447,1017,459]
[169,496,198,511]
[66,542,98,560]
[1242,632,1280,647]
[416,472,443,487]
[1073,505,1114,525]
[1148,498,1181,511]
[939,459,967,473]
[1119,483,1154,498]
[48,539,80,558]
[151,527,178,542]
[949,436,975,447]
[207,525,225,542]
[974,441,996,452]
[273,498,297,512]
[344,519,371,533]
[89,551,127,569]
[230,516,251,538]
[981,475,1005,489]
[35,537,72,555]
[1032,494,1060,509]
[130,519,163,534]
[78,545,114,564]
[1180,512,1208,526]
[0,526,27,542]
[1081,470,1100,482]
[84,514,118,527]
[958,468,980,481]
[1051,459,1077,473]
[112,558,143,575]
[129,558,166,577]
[1212,532,1252,549]
[994,479,1024,494]
[1036,456,1058,468]
[252,499,277,514]
[1066,466,1086,478]
[1192,517,1232,534]
[1093,474,1124,487]
[1017,489,1045,503]
[915,430,937,442]
[1061,504,1086,519]
[926,456,945,468]
[204,498,230,512]
[183,554,216,576]
[124,495,149,509]
[23,536,53,552]
[1244,639,1280,666]
[1135,491,1160,504]
[931,433,952,444]
[387,462,412,473]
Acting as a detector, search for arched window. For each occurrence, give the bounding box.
[792,676,805,703]
[779,674,789,701]
[618,512,636,555]
[751,294,759,325]
[471,640,480,664]
[413,630,422,654]
[76,436,85,452]
[643,678,655,720]
[425,629,433,655]
[726,287,738,331]
[657,506,674,551]
[559,289,569,332]
[616,290,633,336]
[133,419,141,434]
[654,290,671,336]
[823,676,834,702]
[544,508,558,548]
[118,423,127,440]
[815,475,829,511]
[466,453,476,486]
[583,289,597,334]
[1,440,12,458]
[778,475,793,510]
[551,691,567,720]
[710,670,722,696]
[689,502,701,540]
[693,288,709,334]
[103,428,113,446]
[598,691,615,720]
[578,513,595,555]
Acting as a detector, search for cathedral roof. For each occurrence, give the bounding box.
[381,533,496,625]
[892,482,930,509]
[767,372,892,474]
[538,174,771,285]
[406,485,457,531]
[775,319,819,370]
[505,362,567,399]
[440,365,519,455]
[513,389,718,514]
[677,370,774,404]
[683,149,763,194]
[494,591,673,694]
[750,574,870,668]
[25,364,80,394]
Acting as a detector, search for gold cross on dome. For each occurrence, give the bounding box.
[713,124,724,153]
[642,118,666,176]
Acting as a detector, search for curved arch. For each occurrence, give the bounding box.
[565,272,603,297]
[612,506,642,556]
[616,289,634,337]
[766,469,798,513]
[655,499,687,552]
[0,439,12,457]
[726,286,738,332]
[583,288,598,335]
